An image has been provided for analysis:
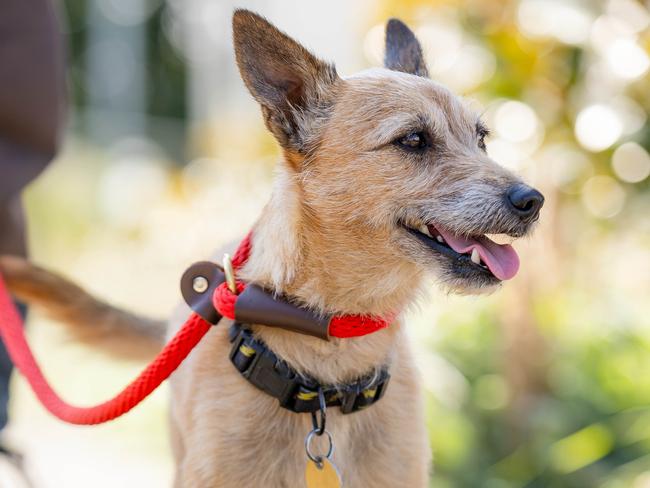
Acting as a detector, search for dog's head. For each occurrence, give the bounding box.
[233,11,543,296]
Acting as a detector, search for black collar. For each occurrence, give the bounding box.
[228,323,390,414]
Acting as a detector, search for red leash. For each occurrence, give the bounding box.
[0,288,210,425]
[0,232,391,424]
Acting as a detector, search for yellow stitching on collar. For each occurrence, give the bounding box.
[297,391,319,401]
[239,344,256,357]
[362,389,377,398]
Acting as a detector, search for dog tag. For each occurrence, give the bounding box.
[305,458,341,488]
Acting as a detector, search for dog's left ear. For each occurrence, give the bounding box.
[384,19,429,77]
[233,10,339,154]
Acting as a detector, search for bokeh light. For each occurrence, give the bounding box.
[607,0,650,33]
[417,19,464,74]
[574,104,623,152]
[581,175,627,218]
[494,101,539,143]
[517,0,593,45]
[543,144,594,194]
[590,14,637,54]
[612,96,647,136]
[605,39,650,80]
[612,142,650,183]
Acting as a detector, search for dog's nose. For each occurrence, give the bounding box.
[507,184,544,222]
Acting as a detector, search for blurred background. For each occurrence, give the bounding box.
[2,0,649,486]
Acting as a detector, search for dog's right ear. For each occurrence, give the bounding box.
[384,18,429,77]
[232,10,339,154]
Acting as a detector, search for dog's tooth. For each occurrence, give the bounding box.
[436,235,445,243]
[485,233,514,246]
[471,248,481,265]
[419,225,433,238]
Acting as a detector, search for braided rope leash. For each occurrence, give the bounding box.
[0,278,210,425]
[0,232,391,425]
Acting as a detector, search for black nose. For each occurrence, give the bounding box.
[507,184,544,222]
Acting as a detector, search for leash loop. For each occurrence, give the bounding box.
[310,388,327,435]
[305,429,334,466]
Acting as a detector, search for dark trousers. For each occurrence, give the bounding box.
[0,195,28,432]
[0,303,25,430]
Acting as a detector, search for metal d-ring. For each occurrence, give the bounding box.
[305,429,334,465]
[311,388,327,436]
[222,253,237,294]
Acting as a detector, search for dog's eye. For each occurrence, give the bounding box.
[478,134,487,152]
[396,131,427,151]
[477,124,489,152]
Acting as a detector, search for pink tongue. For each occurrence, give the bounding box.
[431,226,520,280]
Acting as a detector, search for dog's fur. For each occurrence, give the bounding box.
[0,11,543,487]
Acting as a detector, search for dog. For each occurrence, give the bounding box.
[0,10,543,487]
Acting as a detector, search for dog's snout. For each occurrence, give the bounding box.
[506,184,544,222]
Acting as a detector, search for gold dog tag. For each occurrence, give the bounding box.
[305,458,341,488]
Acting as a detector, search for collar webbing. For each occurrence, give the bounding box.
[228,323,390,414]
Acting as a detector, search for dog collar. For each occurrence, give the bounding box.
[228,323,390,414]
[179,233,394,415]
[180,232,395,341]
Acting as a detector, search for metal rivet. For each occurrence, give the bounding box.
[192,276,209,293]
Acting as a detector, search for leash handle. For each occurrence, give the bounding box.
[0,275,210,425]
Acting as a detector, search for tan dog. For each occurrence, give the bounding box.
[0,10,544,487]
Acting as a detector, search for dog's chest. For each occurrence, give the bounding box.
[168,315,431,487]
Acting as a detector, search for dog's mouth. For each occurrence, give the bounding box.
[403,222,520,281]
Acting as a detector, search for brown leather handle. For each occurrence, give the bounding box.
[234,284,331,341]
[180,261,331,340]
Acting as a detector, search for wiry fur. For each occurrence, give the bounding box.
[0,11,543,487]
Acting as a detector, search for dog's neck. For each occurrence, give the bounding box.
[241,169,424,315]
[237,168,424,383]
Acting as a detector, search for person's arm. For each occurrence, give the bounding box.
[0,0,66,255]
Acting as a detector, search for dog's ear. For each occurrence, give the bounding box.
[384,19,429,77]
[233,10,339,153]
